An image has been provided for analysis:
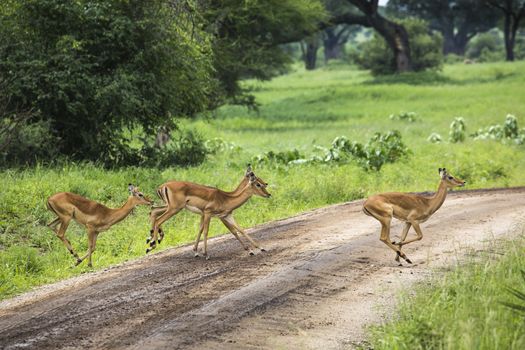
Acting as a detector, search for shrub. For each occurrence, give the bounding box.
[0,118,61,166]
[253,149,305,165]
[427,133,443,143]
[354,18,443,75]
[389,111,418,122]
[140,129,208,168]
[449,117,466,143]
[467,31,503,59]
[472,114,525,145]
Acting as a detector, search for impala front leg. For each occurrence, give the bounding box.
[201,213,212,260]
[225,215,265,253]
[393,222,411,262]
[193,215,205,257]
[220,217,252,255]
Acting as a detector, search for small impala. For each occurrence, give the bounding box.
[363,168,465,264]
[47,184,153,267]
[148,167,271,259]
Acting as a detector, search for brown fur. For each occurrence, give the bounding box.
[148,167,271,258]
[363,168,465,264]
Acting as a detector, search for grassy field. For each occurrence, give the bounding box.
[368,225,525,350]
[1,61,525,300]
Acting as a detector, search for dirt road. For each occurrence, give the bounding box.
[1,188,524,350]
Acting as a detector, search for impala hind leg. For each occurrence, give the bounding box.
[147,206,182,253]
[378,218,412,265]
[148,206,168,244]
[201,214,212,260]
[52,217,81,264]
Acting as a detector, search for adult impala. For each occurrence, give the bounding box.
[46,184,153,267]
[363,168,465,264]
[147,168,271,258]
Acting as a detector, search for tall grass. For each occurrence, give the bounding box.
[368,226,525,350]
[1,61,525,300]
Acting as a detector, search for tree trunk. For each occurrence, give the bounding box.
[323,38,342,62]
[303,36,319,70]
[442,26,457,55]
[370,15,412,72]
[503,12,515,61]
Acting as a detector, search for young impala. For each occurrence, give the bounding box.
[46,184,153,267]
[363,168,465,264]
[147,167,271,259]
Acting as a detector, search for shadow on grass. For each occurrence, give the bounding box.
[364,70,518,86]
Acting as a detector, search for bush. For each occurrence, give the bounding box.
[467,31,503,59]
[389,111,418,122]
[140,129,208,168]
[354,18,443,75]
[427,133,443,143]
[449,117,466,143]
[472,114,525,145]
[0,118,61,166]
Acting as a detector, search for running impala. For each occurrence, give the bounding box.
[363,168,465,264]
[148,167,271,259]
[46,184,153,267]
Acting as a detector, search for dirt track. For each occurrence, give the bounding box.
[1,188,524,350]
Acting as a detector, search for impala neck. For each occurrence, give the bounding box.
[225,183,254,211]
[106,197,136,226]
[230,176,249,195]
[428,179,448,215]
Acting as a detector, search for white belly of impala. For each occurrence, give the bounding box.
[185,205,203,214]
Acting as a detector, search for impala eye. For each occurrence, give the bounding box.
[448,176,453,180]
[256,184,261,188]
[139,193,144,197]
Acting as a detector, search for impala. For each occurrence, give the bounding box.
[46,184,153,267]
[363,168,465,264]
[147,164,266,245]
[147,168,271,258]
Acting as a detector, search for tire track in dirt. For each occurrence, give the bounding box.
[0,188,524,350]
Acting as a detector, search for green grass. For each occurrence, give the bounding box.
[368,226,525,350]
[1,61,525,300]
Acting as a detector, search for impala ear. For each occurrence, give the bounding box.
[245,164,253,176]
[249,172,256,182]
[128,183,135,193]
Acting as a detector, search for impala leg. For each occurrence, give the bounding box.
[393,222,412,262]
[148,206,168,244]
[148,207,182,253]
[193,216,205,257]
[378,219,412,264]
[77,230,98,267]
[396,222,423,247]
[225,215,264,252]
[220,217,252,254]
[47,217,61,231]
[53,217,81,263]
[201,214,212,260]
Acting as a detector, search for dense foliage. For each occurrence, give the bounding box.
[354,18,443,75]
[0,0,216,165]
[0,0,325,166]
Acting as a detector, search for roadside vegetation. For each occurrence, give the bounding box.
[1,61,525,300]
[368,226,525,350]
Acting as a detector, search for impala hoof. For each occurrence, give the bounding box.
[194,253,200,258]
[249,251,255,256]
[205,255,210,260]
[146,237,151,244]
[260,248,267,252]
[75,259,82,266]
[157,239,161,244]
[405,258,413,264]
[146,248,151,254]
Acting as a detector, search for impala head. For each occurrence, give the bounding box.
[245,164,268,186]
[438,168,466,188]
[128,184,154,205]
[248,172,271,198]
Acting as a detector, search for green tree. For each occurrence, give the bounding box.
[0,0,216,164]
[355,18,443,75]
[487,0,525,61]
[202,0,325,105]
